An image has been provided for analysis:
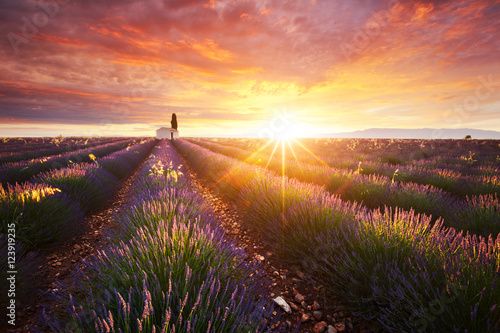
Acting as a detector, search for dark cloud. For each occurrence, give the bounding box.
[162,0,213,10]
[398,0,451,7]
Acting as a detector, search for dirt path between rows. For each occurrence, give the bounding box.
[176,149,376,333]
[9,155,153,333]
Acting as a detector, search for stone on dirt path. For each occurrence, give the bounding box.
[327,325,338,333]
[273,296,292,314]
[313,321,328,333]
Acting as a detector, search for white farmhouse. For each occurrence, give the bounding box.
[156,127,179,140]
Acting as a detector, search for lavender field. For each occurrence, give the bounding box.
[1,137,499,332]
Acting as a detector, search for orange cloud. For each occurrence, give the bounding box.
[413,3,434,21]
[260,8,272,16]
[183,39,233,62]
[88,24,123,38]
[34,34,87,47]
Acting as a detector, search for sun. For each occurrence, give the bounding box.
[272,113,300,141]
[275,125,297,140]
[257,110,308,141]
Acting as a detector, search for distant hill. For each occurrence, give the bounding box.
[325,128,500,139]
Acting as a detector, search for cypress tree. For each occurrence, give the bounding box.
[171,113,178,130]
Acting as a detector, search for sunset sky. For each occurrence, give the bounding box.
[1,0,500,138]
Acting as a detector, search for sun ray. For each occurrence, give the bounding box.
[204,134,334,257]
[281,138,286,255]
[264,139,282,169]
[209,157,247,190]
[286,139,304,175]
[205,136,284,197]
[240,138,275,165]
[207,138,276,191]
[291,138,331,168]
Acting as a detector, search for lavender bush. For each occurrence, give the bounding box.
[99,139,157,179]
[454,194,500,237]
[324,208,500,332]
[47,219,277,332]
[0,183,84,249]
[0,237,43,325]
[44,140,289,332]
[0,137,121,165]
[188,138,499,237]
[175,139,500,333]
[1,139,156,250]
[0,138,137,185]
[34,164,119,213]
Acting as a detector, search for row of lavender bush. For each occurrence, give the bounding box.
[0,139,156,322]
[195,138,499,197]
[188,139,500,238]
[298,139,500,185]
[0,137,114,155]
[0,139,157,249]
[203,137,500,172]
[43,140,287,332]
[0,137,123,164]
[175,139,500,333]
[0,138,140,186]
[345,161,498,195]
[0,137,81,151]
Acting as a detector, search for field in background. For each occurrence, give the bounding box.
[1,136,499,332]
